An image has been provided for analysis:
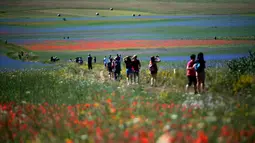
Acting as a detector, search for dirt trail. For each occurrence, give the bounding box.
[99,70,105,82]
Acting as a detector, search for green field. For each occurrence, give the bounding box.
[1,0,255,16]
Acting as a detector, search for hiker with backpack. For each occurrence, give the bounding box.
[112,57,121,81]
[107,58,113,79]
[185,54,198,94]
[124,56,133,85]
[132,55,141,84]
[195,52,206,93]
[149,55,161,87]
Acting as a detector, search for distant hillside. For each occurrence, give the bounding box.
[1,0,255,15]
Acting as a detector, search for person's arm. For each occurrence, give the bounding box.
[186,61,193,70]
[123,56,128,62]
[156,57,161,63]
[138,60,141,69]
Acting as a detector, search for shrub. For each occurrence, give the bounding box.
[210,51,255,97]
[227,51,255,76]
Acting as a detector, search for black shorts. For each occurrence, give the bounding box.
[187,76,197,86]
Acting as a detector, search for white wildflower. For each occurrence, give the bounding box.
[197,122,205,129]
[80,134,88,140]
[133,117,140,124]
[170,114,178,120]
[163,124,170,132]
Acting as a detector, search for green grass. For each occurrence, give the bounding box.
[1,0,255,16]
[0,40,39,61]
[0,9,156,19]
[2,26,255,41]
[37,9,156,17]
[0,18,203,28]
[0,40,29,53]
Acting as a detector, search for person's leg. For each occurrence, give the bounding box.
[150,74,154,86]
[135,71,139,84]
[197,78,201,93]
[114,72,117,80]
[186,76,192,93]
[151,73,156,87]
[153,74,156,87]
[116,71,120,81]
[201,71,206,93]
[137,72,140,84]
[196,73,202,93]
[193,76,198,94]
[126,69,129,85]
[128,69,133,85]
[133,72,136,84]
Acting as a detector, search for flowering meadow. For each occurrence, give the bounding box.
[1,55,255,143]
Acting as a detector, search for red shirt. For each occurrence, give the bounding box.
[186,60,196,76]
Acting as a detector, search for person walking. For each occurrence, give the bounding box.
[124,56,133,85]
[94,56,97,63]
[195,52,206,93]
[185,54,198,94]
[149,55,161,87]
[88,54,93,70]
[107,58,113,79]
[131,55,141,84]
[112,57,121,81]
[103,56,107,67]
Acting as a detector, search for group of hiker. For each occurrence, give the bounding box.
[50,56,60,62]
[102,54,161,86]
[104,54,125,81]
[80,52,206,94]
[101,52,206,94]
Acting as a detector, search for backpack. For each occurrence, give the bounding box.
[113,61,120,72]
[149,63,156,72]
[108,62,112,70]
[194,63,201,72]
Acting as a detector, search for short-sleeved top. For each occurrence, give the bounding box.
[103,58,107,64]
[116,56,120,62]
[186,60,196,76]
[132,60,141,71]
[125,60,132,69]
[195,60,206,73]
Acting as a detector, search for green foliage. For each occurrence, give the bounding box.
[0,40,39,61]
[227,51,255,75]
[209,52,255,97]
